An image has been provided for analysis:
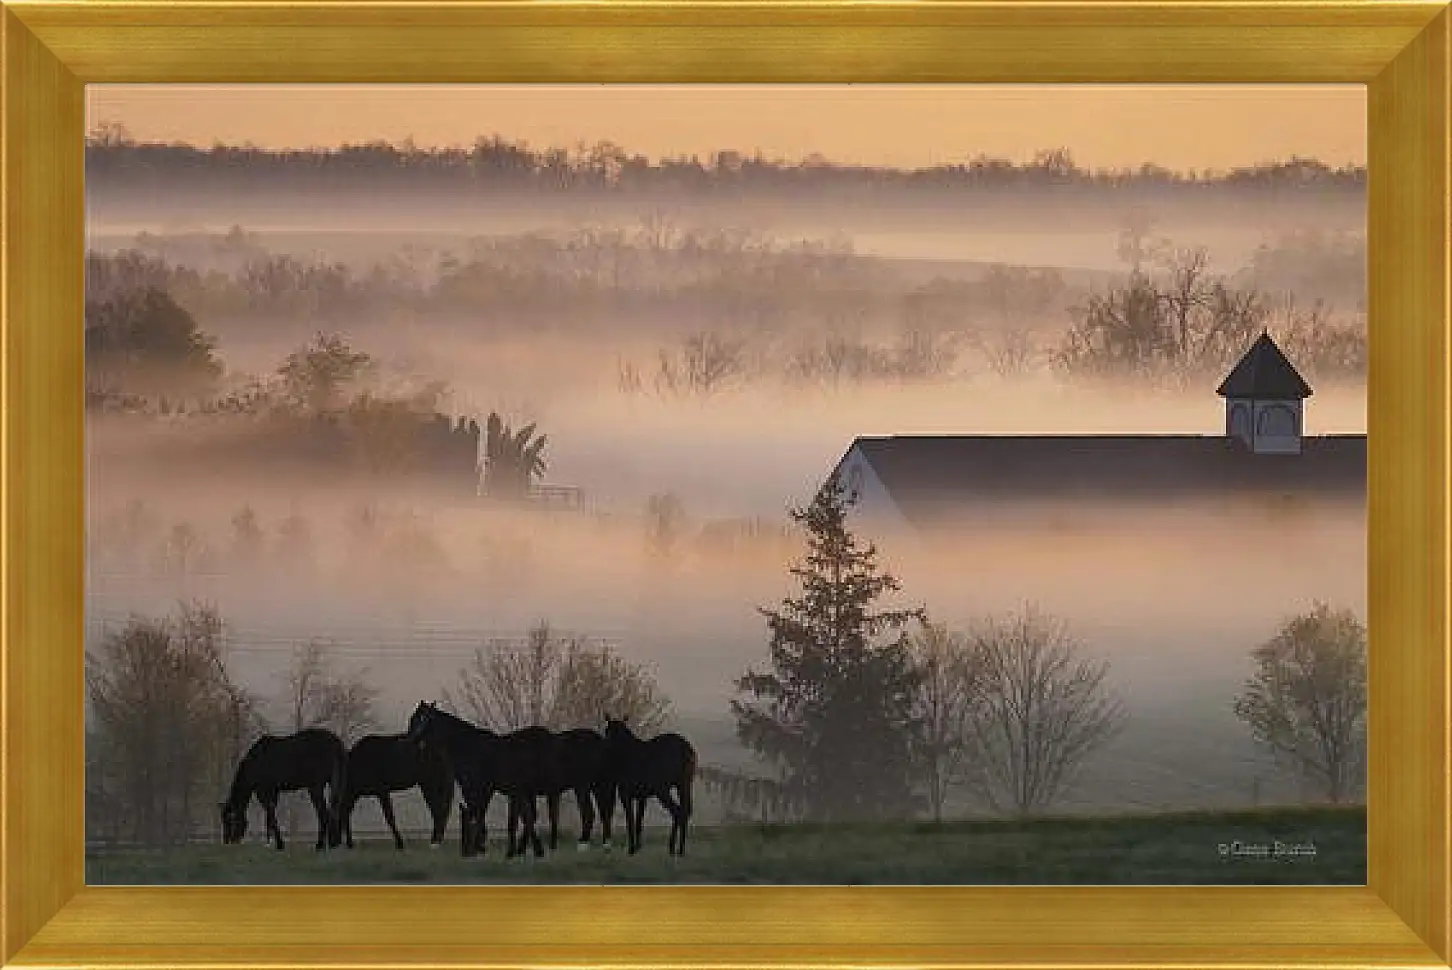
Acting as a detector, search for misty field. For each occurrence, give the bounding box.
[87,805,1363,886]
[83,128,1371,864]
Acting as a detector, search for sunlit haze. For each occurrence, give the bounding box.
[84,83,1368,854]
[88,83,1366,171]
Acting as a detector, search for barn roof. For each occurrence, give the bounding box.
[839,434,1365,528]
[1216,332,1314,399]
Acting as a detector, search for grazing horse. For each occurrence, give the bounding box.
[604,717,696,856]
[336,733,454,850]
[404,702,554,858]
[539,728,617,851]
[219,727,346,852]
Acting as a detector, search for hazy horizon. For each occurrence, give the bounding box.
[88,84,1367,172]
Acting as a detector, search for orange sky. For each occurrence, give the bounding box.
[87,84,1365,172]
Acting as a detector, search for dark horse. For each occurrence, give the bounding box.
[336,733,454,850]
[605,717,696,856]
[219,727,346,852]
[405,702,554,858]
[538,728,618,852]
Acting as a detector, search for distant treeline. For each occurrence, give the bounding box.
[83,221,1369,408]
[86,127,1365,198]
[85,223,1367,340]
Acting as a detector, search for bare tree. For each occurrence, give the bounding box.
[1056,272,1173,379]
[322,678,384,750]
[275,638,380,837]
[86,601,263,845]
[1115,206,1166,274]
[1155,246,1215,360]
[1272,296,1368,382]
[907,620,981,822]
[960,605,1126,816]
[645,492,687,559]
[446,621,671,733]
[784,334,885,388]
[277,331,373,415]
[617,359,645,397]
[892,326,961,380]
[655,331,748,396]
[229,505,265,571]
[1233,602,1367,804]
[447,621,563,731]
[1056,248,1267,384]
[278,638,380,746]
[552,642,672,734]
[973,328,1040,378]
[156,520,212,583]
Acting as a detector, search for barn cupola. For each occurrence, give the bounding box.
[1216,331,1314,455]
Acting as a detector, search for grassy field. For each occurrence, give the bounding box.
[88,804,1364,886]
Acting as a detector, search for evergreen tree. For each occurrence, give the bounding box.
[731,471,925,821]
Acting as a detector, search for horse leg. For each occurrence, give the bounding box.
[548,791,562,852]
[379,793,405,851]
[505,798,519,859]
[617,793,633,855]
[575,786,595,850]
[339,793,356,849]
[427,787,449,847]
[596,783,617,850]
[656,790,684,856]
[631,795,648,855]
[665,796,680,856]
[524,796,545,858]
[460,802,475,858]
[476,789,494,856]
[263,796,284,851]
[677,781,692,857]
[308,786,331,851]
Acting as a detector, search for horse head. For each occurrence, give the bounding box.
[405,701,439,743]
[219,800,248,844]
[604,715,635,745]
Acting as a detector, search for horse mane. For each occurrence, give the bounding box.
[223,750,257,809]
[434,706,480,733]
[420,704,500,745]
[606,718,644,745]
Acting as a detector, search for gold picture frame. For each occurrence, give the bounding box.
[2,2,1449,967]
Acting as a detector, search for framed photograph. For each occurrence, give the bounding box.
[3,2,1449,969]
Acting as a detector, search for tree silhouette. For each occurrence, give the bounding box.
[906,620,981,823]
[447,620,671,733]
[229,506,265,571]
[277,332,373,415]
[482,411,548,500]
[959,605,1125,817]
[1055,250,1268,384]
[645,493,687,558]
[732,471,926,822]
[86,602,263,845]
[85,132,1367,196]
[1233,602,1367,804]
[84,287,221,400]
